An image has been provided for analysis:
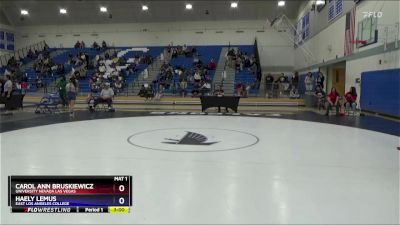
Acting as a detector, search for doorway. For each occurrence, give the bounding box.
[322,61,346,95]
[331,68,346,95]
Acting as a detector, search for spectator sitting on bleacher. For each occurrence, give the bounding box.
[289,87,300,99]
[35,75,44,88]
[74,66,87,80]
[235,56,242,72]
[91,83,114,111]
[99,63,106,74]
[90,81,101,93]
[7,56,17,68]
[193,70,202,83]
[172,48,178,58]
[92,41,100,51]
[74,41,81,49]
[80,41,86,48]
[207,59,216,70]
[138,85,146,97]
[243,55,250,68]
[214,85,224,97]
[277,73,289,94]
[191,82,202,97]
[114,80,123,94]
[102,40,107,49]
[193,54,200,64]
[199,81,211,96]
[52,64,65,75]
[27,49,34,59]
[235,83,244,96]
[242,83,251,97]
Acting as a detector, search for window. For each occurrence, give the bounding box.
[295,12,310,46]
[0,30,14,51]
[6,32,15,51]
[328,0,343,21]
[0,31,4,50]
[302,12,310,40]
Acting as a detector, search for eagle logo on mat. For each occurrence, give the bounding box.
[163,131,218,145]
[127,128,259,152]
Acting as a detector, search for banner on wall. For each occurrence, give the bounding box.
[0,29,15,51]
[6,32,15,51]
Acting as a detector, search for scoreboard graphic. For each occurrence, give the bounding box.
[8,176,132,213]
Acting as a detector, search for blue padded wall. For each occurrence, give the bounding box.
[361,68,400,117]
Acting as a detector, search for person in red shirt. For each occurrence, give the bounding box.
[207,59,217,70]
[343,86,357,113]
[325,87,341,116]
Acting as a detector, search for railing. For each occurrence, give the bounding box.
[121,80,262,97]
[254,38,262,75]
[0,40,47,68]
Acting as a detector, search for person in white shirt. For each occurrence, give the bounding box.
[200,81,211,95]
[304,72,314,91]
[92,83,114,111]
[2,75,13,98]
[99,64,106,74]
[193,71,201,83]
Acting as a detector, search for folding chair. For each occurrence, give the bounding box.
[35,93,61,114]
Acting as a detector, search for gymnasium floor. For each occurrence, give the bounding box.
[1,110,399,224]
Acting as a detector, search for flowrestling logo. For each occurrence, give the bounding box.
[362,11,383,18]
[127,128,259,152]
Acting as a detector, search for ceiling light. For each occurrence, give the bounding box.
[185,4,193,10]
[231,2,238,8]
[316,0,325,5]
[278,1,285,7]
[142,5,149,11]
[100,6,107,12]
[20,9,29,15]
[59,8,67,14]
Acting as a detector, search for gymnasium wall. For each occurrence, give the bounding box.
[346,49,400,106]
[360,68,400,117]
[294,0,400,70]
[14,20,294,70]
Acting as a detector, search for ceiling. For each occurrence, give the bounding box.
[0,0,303,26]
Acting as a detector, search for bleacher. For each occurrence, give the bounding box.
[77,47,164,94]
[1,48,58,93]
[233,45,259,96]
[165,46,222,94]
[3,45,264,96]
